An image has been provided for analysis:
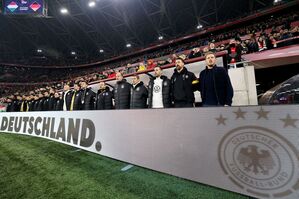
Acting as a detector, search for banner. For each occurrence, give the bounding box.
[4,0,45,15]
[0,105,298,199]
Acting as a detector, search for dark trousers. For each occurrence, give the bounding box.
[174,101,194,108]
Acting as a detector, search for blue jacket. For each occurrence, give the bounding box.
[199,66,234,106]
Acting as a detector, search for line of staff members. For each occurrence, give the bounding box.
[6,52,234,112]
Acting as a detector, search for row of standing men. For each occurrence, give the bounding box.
[6,52,234,112]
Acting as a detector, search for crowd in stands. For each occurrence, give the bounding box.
[0,11,298,101]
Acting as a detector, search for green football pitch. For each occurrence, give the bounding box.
[0,133,250,199]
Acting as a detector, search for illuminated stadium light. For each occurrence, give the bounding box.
[126,43,132,48]
[37,49,42,53]
[158,36,164,40]
[197,24,203,29]
[99,49,104,53]
[60,8,68,14]
[71,51,76,55]
[88,1,96,8]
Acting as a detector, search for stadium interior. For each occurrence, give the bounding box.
[0,0,299,198]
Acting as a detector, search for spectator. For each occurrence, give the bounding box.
[108,70,116,79]
[188,48,202,59]
[137,62,146,72]
[209,42,217,53]
[148,66,171,108]
[226,39,242,64]
[130,75,148,109]
[146,59,157,70]
[291,26,299,36]
[171,57,198,108]
[257,37,267,51]
[126,63,136,74]
[247,37,259,53]
[171,54,178,63]
[199,52,234,106]
[281,29,292,40]
[240,41,249,54]
[202,47,209,55]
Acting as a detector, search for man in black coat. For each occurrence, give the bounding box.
[148,66,171,108]
[113,72,131,109]
[15,95,22,112]
[27,94,35,112]
[199,52,234,106]
[130,75,148,109]
[6,97,13,112]
[36,93,45,111]
[95,82,113,110]
[80,80,96,110]
[171,57,199,108]
[43,91,50,111]
[48,88,56,111]
[32,94,40,111]
[70,82,82,111]
[62,83,73,111]
[54,92,63,111]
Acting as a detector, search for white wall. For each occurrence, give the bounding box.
[229,66,258,106]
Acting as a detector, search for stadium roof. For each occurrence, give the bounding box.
[0,0,284,66]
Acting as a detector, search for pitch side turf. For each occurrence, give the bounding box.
[0,133,250,199]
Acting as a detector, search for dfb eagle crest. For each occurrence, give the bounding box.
[237,145,275,175]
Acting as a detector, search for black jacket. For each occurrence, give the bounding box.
[27,100,34,112]
[148,75,171,108]
[62,90,73,111]
[14,100,21,112]
[54,98,63,111]
[6,102,13,112]
[71,90,82,110]
[171,67,198,104]
[33,100,39,111]
[113,79,131,109]
[130,81,148,109]
[36,98,45,111]
[48,95,56,111]
[95,87,113,110]
[199,65,234,106]
[80,88,96,110]
[43,98,50,111]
